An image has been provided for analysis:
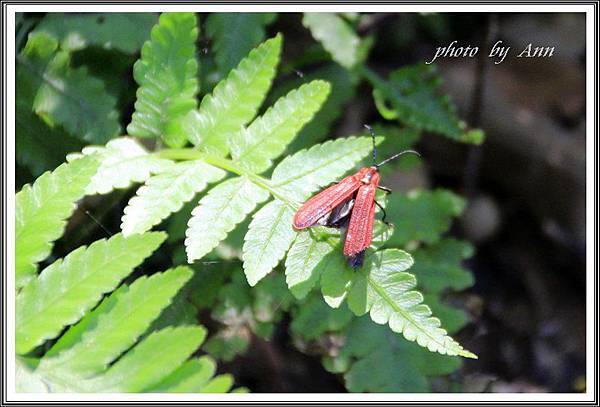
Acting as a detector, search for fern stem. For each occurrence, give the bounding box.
[155,149,300,210]
[246,176,300,211]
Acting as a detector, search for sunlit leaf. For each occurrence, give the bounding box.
[38,266,193,377]
[16,232,166,354]
[229,80,331,173]
[127,12,198,147]
[121,161,226,235]
[243,200,296,286]
[15,155,99,289]
[346,249,476,358]
[185,176,269,263]
[303,13,360,69]
[186,34,281,155]
[67,137,175,195]
[285,231,333,299]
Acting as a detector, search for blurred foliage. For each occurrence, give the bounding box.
[205,12,277,75]
[15,11,484,393]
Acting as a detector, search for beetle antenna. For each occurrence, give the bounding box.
[376,150,421,168]
[364,124,377,166]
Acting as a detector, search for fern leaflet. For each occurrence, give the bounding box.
[16,232,166,354]
[15,155,99,289]
[127,12,199,147]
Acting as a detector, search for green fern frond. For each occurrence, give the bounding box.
[242,200,296,286]
[206,12,277,75]
[127,12,198,147]
[199,375,235,393]
[35,13,156,54]
[410,239,475,293]
[67,137,175,195]
[15,155,100,289]
[285,231,334,299]
[16,232,166,354]
[289,293,353,341]
[324,317,461,392]
[302,13,360,69]
[186,34,282,155]
[121,161,226,236]
[271,136,378,201]
[270,64,357,152]
[147,356,217,392]
[365,64,484,144]
[38,266,193,377]
[18,31,120,144]
[385,189,466,246]
[94,325,207,392]
[346,249,476,358]
[229,80,331,173]
[319,248,354,308]
[185,176,270,263]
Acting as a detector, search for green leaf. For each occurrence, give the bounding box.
[15,155,100,289]
[206,272,291,361]
[386,189,466,246]
[290,294,353,341]
[121,161,226,235]
[371,220,395,249]
[411,239,475,293]
[127,12,198,147]
[185,176,270,263]
[19,32,120,144]
[98,326,206,392]
[35,13,156,53]
[147,356,218,392]
[199,375,234,393]
[44,286,128,358]
[16,109,84,177]
[285,231,334,299]
[67,137,175,195]
[203,331,250,363]
[302,13,360,68]
[186,35,282,155]
[317,218,392,307]
[15,36,84,176]
[327,317,461,392]
[346,249,476,358]
[423,294,469,334]
[284,64,356,152]
[16,232,166,354]
[320,248,354,308]
[17,325,222,393]
[205,12,277,75]
[229,80,331,173]
[366,64,482,144]
[271,136,376,201]
[242,199,296,286]
[38,266,192,377]
[147,284,198,332]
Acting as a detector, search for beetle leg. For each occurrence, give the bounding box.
[374,200,390,225]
